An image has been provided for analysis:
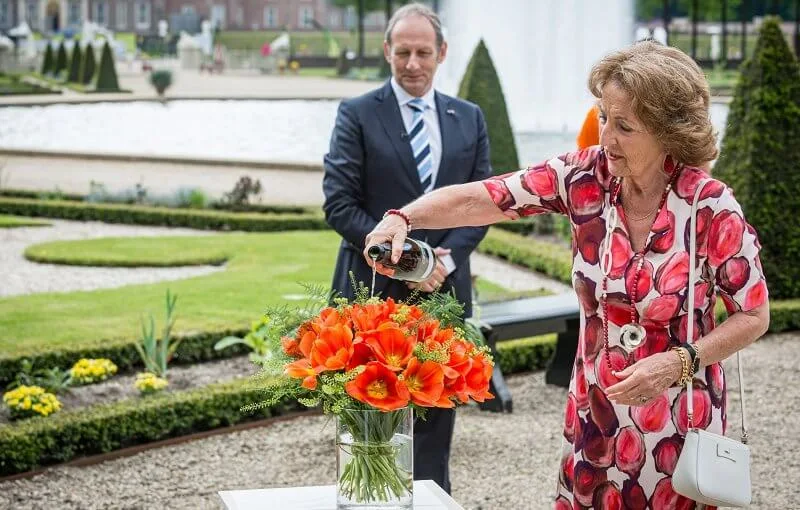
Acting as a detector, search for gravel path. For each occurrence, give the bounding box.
[1,333,796,509]
[0,220,224,297]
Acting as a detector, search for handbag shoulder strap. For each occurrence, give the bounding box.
[686,178,748,443]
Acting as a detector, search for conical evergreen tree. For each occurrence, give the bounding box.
[713,17,800,299]
[457,39,519,175]
[41,42,54,75]
[53,41,68,77]
[95,41,120,92]
[80,44,96,85]
[67,44,82,83]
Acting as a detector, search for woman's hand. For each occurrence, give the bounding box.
[363,214,409,276]
[605,350,683,406]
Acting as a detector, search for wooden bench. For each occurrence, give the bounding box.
[473,292,580,413]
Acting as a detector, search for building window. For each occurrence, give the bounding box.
[94,1,107,25]
[263,6,277,28]
[328,10,341,29]
[180,4,195,15]
[135,1,150,29]
[234,5,243,26]
[25,0,38,28]
[344,6,355,30]
[210,4,225,30]
[0,0,9,26]
[68,0,81,25]
[116,1,128,29]
[298,5,313,29]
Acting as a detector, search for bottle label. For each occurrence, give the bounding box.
[420,242,436,282]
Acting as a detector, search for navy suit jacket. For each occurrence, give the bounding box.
[322,80,492,317]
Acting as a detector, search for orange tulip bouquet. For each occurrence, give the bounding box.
[248,287,494,509]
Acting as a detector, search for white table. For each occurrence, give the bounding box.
[218,480,464,510]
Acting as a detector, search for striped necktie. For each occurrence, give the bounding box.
[407,98,434,193]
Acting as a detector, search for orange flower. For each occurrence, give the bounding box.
[351,299,398,332]
[402,357,445,407]
[296,322,317,358]
[415,319,440,344]
[463,353,494,403]
[285,359,323,390]
[346,341,375,371]
[311,323,354,371]
[345,361,410,411]
[281,336,301,358]
[364,323,415,371]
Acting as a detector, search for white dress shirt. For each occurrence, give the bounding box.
[390,78,456,275]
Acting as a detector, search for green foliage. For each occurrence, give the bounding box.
[5,360,72,394]
[636,0,742,21]
[0,328,250,388]
[53,42,68,77]
[495,335,556,374]
[0,197,329,232]
[222,176,262,206]
[67,45,82,83]
[41,43,54,75]
[134,290,180,377]
[0,378,303,476]
[713,17,800,299]
[149,69,172,96]
[457,39,519,175]
[79,44,96,85]
[477,228,573,284]
[95,41,120,91]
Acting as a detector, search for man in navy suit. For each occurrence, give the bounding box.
[322,3,492,494]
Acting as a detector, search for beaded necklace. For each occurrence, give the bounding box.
[601,165,682,370]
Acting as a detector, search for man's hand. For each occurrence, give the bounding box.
[407,247,451,292]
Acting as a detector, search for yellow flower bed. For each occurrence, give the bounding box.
[134,373,168,395]
[3,385,62,419]
[69,358,118,385]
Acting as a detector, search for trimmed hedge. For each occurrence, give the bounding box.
[80,44,96,85]
[53,42,68,77]
[0,336,553,476]
[0,377,301,476]
[40,43,54,75]
[712,17,800,300]
[478,227,573,284]
[458,39,520,176]
[0,188,85,202]
[67,45,82,83]
[95,41,120,92]
[0,328,249,388]
[0,197,328,232]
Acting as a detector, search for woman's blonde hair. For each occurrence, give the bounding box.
[588,40,718,166]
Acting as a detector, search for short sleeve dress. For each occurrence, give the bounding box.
[483,147,769,509]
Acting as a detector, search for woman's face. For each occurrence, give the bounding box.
[598,82,666,179]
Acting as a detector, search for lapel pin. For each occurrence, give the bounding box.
[446,109,455,116]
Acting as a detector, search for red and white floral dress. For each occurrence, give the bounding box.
[483,147,768,509]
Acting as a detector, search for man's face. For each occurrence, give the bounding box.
[384,15,447,97]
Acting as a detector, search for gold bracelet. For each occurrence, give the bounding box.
[671,347,691,386]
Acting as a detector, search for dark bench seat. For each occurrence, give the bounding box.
[473,292,580,413]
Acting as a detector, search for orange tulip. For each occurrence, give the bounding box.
[346,341,375,371]
[281,336,300,358]
[464,353,494,403]
[402,357,445,407]
[351,299,398,332]
[345,361,410,411]
[415,319,440,344]
[365,323,415,371]
[311,323,354,372]
[285,359,323,390]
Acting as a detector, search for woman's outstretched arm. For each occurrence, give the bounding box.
[364,181,507,266]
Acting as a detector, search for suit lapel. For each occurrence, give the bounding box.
[435,92,457,189]
[376,82,424,195]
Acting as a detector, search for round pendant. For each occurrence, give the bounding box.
[620,323,647,351]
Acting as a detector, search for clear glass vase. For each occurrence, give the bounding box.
[336,407,414,510]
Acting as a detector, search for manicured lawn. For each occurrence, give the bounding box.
[1,230,525,357]
[216,30,385,55]
[0,231,341,355]
[0,215,51,228]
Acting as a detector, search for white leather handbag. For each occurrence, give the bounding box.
[672,179,752,507]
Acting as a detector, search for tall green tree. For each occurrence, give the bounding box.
[95,41,120,92]
[53,42,68,77]
[457,39,519,175]
[40,43,54,75]
[67,44,82,83]
[713,17,800,299]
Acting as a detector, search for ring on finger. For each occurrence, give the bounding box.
[638,395,648,403]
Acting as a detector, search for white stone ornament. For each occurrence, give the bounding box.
[620,323,646,351]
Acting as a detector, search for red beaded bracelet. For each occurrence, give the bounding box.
[383,209,412,232]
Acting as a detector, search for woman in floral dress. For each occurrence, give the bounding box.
[364,40,770,509]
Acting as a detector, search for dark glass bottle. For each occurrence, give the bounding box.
[367,238,437,283]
